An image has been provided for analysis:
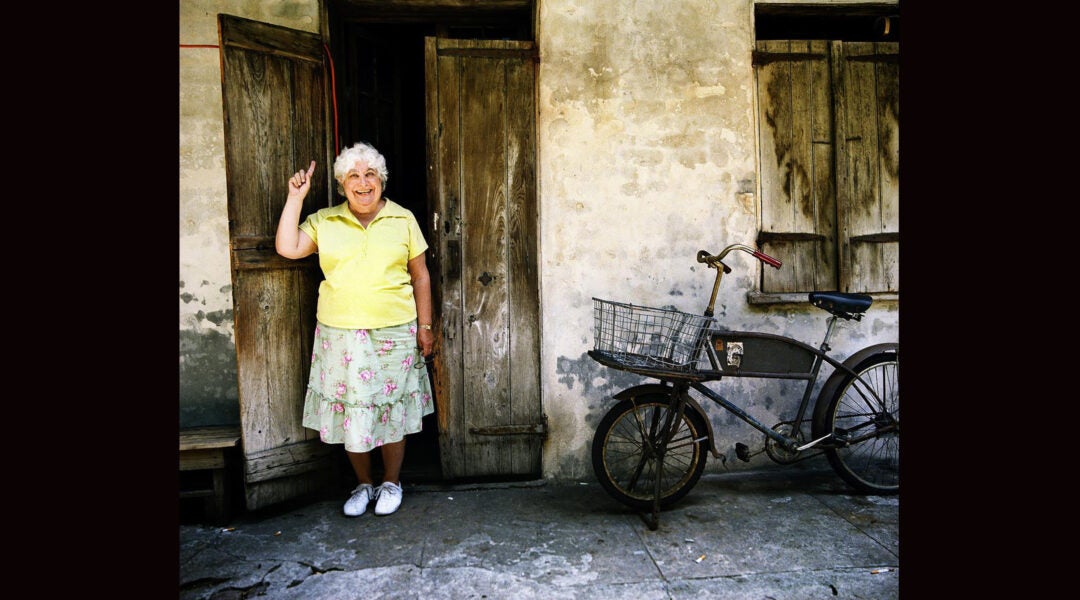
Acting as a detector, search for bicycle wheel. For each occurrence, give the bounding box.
[591,392,709,511]
[813,351,899,494]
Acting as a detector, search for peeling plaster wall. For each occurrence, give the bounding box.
[178,0,900,479]
[536,0,899,480]
[179,0,320,427]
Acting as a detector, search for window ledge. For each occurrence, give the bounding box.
[747,291,898,306]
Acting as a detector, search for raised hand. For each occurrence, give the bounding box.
[287,160,317,201]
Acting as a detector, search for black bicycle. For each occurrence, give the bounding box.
[588,243,898,529]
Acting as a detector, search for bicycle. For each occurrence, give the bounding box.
[588,243,899,529]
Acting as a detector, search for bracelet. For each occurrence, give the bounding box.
[419,324,432,330]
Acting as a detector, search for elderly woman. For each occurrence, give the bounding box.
[275,142,435,517]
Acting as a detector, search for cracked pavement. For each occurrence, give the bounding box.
[179,467,899,599]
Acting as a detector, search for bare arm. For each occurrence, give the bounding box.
[409,252,435,357]
[275,160,319,259]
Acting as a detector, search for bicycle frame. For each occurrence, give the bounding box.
[681,244,891,454]
[682,320,868,455]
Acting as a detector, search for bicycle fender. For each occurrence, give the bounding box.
[815,342,899,409]
[613,384,724,458]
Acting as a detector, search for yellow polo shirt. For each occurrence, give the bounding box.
[299,199,428,329]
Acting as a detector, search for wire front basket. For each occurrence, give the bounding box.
[591,298,715,374]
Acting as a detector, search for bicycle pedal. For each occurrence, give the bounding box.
[735,443,751,462]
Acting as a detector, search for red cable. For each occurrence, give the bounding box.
[323,44,340,155]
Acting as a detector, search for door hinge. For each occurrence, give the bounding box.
[469,415,548,437]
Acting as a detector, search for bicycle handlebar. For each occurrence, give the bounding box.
[697,244,782,269]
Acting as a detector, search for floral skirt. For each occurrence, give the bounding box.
[302,321,434,453]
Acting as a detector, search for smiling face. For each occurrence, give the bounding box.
[341,160,384,220]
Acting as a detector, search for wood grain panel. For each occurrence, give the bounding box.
[233,269,272,453]
[789,39,817,292]
[844,43,879,292]
[756,40,797,292]
[243,439,337,483]
[462,47,512,475]
[297,266,321,445]
[756,40,836,293]
[875,42,900,235]
[224,56,295,237]
[757,40,795,235]
[267,268,305,445]
[220,15,324,63]
[838,42,899,293]
[808,39,838,291]
[873,41,900,292]
[505,52,542,474]
[430,37,466,477]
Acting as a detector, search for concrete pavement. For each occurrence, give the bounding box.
[179,466,899,599]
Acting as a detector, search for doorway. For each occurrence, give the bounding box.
[326,3,534,485]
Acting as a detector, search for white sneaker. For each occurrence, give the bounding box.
[343,483,374,517]
[374,481,402,516]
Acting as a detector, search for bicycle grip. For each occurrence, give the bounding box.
[753,250,782,269]
[696,250,718,263]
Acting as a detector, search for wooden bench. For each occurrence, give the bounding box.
[179,425,241,524]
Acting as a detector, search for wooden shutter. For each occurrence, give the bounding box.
[754,40,838,293]
[834,41,899,293]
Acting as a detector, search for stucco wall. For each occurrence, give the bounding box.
[536,0,898,479]
[178,0,899,479]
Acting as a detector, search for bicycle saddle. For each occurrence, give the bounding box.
[808,292,873,320]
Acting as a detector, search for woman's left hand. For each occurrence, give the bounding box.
[417,328,435,357]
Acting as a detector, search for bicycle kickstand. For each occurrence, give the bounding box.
[640,467,662,531]
[636,392,690,530]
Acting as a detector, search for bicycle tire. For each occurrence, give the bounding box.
[812,351,899,494]
[591,392,709,511]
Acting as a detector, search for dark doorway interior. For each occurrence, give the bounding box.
[326,3,533,485]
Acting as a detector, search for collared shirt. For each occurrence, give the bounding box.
[299,198,428,329]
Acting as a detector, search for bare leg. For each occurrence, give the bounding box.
[347,450,374,485]
[379,439,406,484]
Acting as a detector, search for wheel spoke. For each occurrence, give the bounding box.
[821,353,899,494]
[593,394,709,510]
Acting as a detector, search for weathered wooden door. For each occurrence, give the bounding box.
[219,14,337,510]
[424,37,544,479]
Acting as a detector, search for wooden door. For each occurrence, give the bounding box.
[219,14,337,510]
[424,37,544,479]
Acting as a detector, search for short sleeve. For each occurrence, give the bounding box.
[407,212,429,260]
[298,211,320,245]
